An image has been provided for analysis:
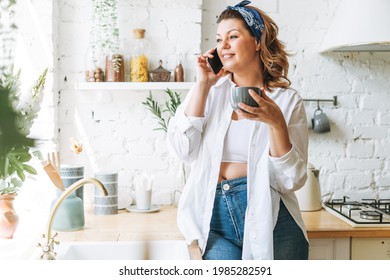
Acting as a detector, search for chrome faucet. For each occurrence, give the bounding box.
[38,178,108,260]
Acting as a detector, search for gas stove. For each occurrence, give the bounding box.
[322,196,390,227]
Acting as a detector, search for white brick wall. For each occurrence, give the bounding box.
[56,0,202,204]
[51,0,390,204]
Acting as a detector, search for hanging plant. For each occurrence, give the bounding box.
[0,0,18,72]
[88,0,124,82]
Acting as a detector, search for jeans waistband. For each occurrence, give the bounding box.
[216,176,247,189]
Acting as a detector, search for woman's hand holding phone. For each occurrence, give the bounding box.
[196,48,225,87]
[206,48,223,74]
[186,48,225,117]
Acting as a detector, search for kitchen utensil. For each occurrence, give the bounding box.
[312,108,330,133]
[295,163,321,211]
[48,152,61,172]
[41,161,65,191]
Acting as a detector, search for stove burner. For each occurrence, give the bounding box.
[323,197,390,227]
[360,210,381,220]
[344,203,360,209]
[378,199,390,214]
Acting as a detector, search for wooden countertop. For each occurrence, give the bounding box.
[302,210,390,238]
[56,205,390,242]
[57,205,184,242]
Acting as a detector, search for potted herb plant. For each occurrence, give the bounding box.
[142,88,182,133]
[0,68,47,239]
[142,89,188,204]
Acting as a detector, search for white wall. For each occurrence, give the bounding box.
[57,0,202,204]
[203,0,390,200]
[13,0,58,149]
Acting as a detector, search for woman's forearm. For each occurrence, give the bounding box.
[268,121,292,157]
[184,82,212,117]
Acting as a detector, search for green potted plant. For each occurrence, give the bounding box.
[0,68,47,239]
[86,0,124,82]
[142,88,182,133]
[142,89,188,205]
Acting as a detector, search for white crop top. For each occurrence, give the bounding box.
[221,119,253,163]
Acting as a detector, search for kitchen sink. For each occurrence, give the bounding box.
[50,240,190,260]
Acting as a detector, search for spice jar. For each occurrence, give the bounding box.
[130,29,150,82]
[105,48,125,82]
[149,60,171,82]
[84,46,105,82]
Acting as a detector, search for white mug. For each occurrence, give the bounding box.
[135,189,152,210]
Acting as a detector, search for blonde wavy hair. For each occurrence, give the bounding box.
[217,6,291,91]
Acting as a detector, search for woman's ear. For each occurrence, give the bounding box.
[255,40,261,51]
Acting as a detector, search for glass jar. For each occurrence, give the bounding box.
[149,60,171,82]
[105,48,125,82]
[84,46,105,82]
[130,29,150,82]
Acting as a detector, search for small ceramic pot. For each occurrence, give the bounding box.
[0,194,19,239]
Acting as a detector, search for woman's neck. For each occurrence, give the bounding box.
[231,71,263,88]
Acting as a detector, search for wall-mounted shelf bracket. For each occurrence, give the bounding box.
[303,96,338,107]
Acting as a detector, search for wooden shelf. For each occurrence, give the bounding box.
[75,82,194,91]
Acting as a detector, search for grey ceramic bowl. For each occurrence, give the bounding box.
[230,86,260,111]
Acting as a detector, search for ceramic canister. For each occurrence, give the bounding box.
[94,172,118,215]
[51,165,85,231]
[60,165,84,200]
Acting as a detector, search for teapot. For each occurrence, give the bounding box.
[295,163,322,211]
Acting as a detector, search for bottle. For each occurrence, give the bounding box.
[105,47,125,82]
[174,61,184,82]
[130,29,149,82]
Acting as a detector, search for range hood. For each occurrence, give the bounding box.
[320,0,390,52]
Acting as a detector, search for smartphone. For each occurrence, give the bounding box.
[206,48,223,74]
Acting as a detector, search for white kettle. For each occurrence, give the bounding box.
[295,163,322,211]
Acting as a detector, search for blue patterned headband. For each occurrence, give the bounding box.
[226,0,265,42]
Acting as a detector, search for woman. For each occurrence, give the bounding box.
[167,0,309,260]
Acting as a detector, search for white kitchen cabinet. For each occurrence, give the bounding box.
[351,238,390,260]
[308,238,350,260]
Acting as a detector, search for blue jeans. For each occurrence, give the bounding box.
[203,176,309,260]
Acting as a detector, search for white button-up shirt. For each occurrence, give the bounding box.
[167,75,308,260]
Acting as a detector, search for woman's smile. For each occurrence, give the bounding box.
[222,53,234,59]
